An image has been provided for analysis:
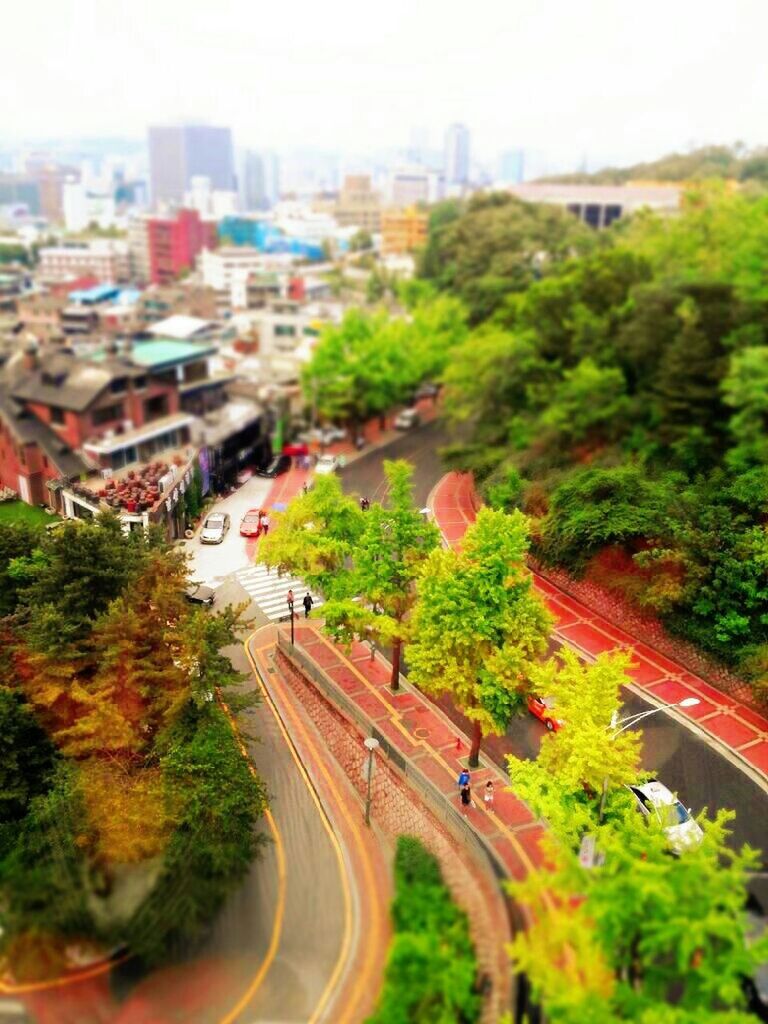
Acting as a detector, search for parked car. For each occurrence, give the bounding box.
[626,779,704,854]
[394,408,421,430]
[185,583,215,606]
[200,512,230,544]
[239,508,262,537]
[414,382,440,400]
[298,425,346,446]
[527,694,565,732]
[256,454,291,478]
[282,442,309,457]
[314,454,339,475]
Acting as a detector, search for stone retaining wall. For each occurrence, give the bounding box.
[275,648,514,1023]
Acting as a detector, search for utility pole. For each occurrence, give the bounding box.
[287,590,295,646]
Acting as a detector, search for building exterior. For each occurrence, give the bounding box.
[148,123,235,207]
[0,175,41,215]
[199,246,279,310]
[335,175,381,233]
[38,241,130,283]
[498,150,525,185]
[444,123,470,185]
[135,283,219,326]
[508,182,681,228]
[389,168,430,207]
[381,208,428,255]
[218,214,324,261]
[62,178,118,232]
[145,208,217,285]
[127,215,150,283]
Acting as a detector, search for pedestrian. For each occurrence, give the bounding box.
[303,592,313,618]
[460,781,472,815]
[261,511,270,535]
[484,780,494,809]
[338,453,347,469]
[287,589,294,614]
[360,496,369,511]
[457,768,470,798]
[302,482,309,495]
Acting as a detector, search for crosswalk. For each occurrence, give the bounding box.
[234,563,324,621]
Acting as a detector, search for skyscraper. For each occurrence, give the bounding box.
[498,149,525,185]
[148,123,235,207]
[444,123,470,185]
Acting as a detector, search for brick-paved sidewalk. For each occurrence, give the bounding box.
[282,622,548,883]
[429,471,768,781]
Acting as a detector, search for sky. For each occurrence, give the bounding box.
[4,0,768,170]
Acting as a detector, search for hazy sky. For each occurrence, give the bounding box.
[4,0,768,168]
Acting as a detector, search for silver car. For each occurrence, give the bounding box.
[200,512,230,544]
[627,779,704,854]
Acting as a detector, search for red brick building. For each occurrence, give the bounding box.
[146,209,217,286]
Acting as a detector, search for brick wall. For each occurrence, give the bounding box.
[275,650,513,1022]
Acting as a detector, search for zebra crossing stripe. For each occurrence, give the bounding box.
[235,562,323,621]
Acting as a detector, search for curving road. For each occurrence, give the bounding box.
[339,420,768,910]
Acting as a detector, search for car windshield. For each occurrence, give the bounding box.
[205,517,223,529]
[656,801,691,828]
[243,513,260,523]
[318,456,334,465]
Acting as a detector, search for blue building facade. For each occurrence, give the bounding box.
[218,216,324,261]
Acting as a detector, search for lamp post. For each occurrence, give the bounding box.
[599,697,700,822]
[287,592,295,646]
[363,736,379,826]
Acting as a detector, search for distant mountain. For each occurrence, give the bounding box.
[538,144,768,185]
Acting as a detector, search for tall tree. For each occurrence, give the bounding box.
[322,461,440,688]
[259,474,364,597]
[408,507,552,765]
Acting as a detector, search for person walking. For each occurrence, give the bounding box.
[287,589,294,614]
[460,781,472,816]
[303,592,313,618]
[484,780,495,809]
[261,511,270,535]
[457,768,470,798]
[360,496,370,511]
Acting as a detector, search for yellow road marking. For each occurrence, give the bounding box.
[241,633,358,1024]
[216,689,287,1024]
[257,639,387,1023]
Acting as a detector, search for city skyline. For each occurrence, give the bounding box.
[2,0,768,171]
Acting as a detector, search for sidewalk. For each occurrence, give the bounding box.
[279,621,548,884]
[429,471,768,781]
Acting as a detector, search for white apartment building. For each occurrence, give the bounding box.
[198,246,287,310]
[38,240,130,283]
[62,179,118,232]
[389,167,430,207]
[127,216,150,283]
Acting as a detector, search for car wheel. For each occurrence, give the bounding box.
[545,719,554,731]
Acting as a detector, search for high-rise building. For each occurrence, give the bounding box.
[390,168,430,208]
[444,123,470,185]
[498,150,525,185]
[148,123,235,207]
[335,175,381,232]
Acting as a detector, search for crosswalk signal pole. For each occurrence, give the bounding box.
[288,599,295,646]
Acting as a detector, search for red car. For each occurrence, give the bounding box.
[527,694,565,732]
[239,508,262,537]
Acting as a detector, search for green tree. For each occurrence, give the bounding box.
[259,474,364,597]
[538,358,630,447]
[722,346,768,469]
[349,229,373,251]
[507,649,642,833]
[0,690,58,826]
[408,507,552,765]
[322,461,440,688]
[509,804,767,1023]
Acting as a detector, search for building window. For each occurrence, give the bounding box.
[584,204,602,229]
[50,406,65,425]
[133,375,147,390]
[144,394,169,421]
[274,324,296,337]
[604,204,622,227]
[111,377,128,394]
[92,402,124,427]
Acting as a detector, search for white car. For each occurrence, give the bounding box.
[314,454,340,475]
[298,425,346,446]
[627,780,704,854]
[394,408,421,430]
[200,512,230,544]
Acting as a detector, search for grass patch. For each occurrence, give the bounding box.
[367,836,482,1024]
[0,502,58,528]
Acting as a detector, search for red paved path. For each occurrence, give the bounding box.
[430,471,768,781]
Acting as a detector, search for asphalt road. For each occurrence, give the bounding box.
[341,421,768,910]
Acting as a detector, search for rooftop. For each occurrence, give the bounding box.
[146,314,216,339]
[129,338,216,370]
[68,284,121,305]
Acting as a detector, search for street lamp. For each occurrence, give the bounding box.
[609,697,700,735]
[363,736,379,826]
[599,697,700,821]
[287,592,295,646]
